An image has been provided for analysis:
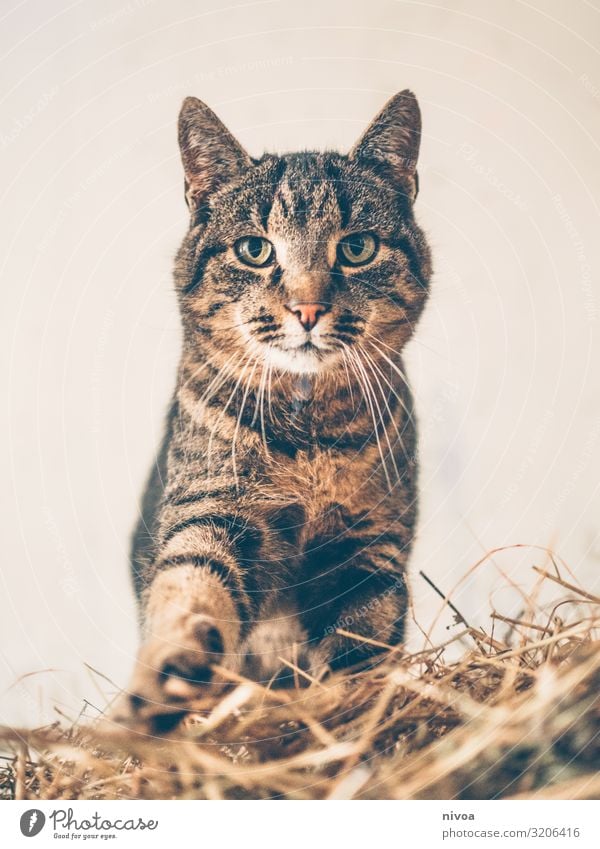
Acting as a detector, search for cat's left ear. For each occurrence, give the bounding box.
[178,97,252,212]
[350,90,421,201]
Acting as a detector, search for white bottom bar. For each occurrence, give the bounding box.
[1,799,598,848]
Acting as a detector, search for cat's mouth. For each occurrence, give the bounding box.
[236,308,357,375]
[294,340,323,353]
[263,337,340,375]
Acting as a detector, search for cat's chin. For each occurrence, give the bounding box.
[263,344,339,376]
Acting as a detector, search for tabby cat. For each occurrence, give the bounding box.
[125,91,431,726]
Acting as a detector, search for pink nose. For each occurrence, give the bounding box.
[286,302,328,331]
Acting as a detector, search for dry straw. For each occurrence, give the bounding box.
[2,547,599,800]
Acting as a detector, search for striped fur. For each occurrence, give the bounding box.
[126,91,432,723]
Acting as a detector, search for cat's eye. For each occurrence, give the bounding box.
[338,232,378,266]
[234,236,273,267]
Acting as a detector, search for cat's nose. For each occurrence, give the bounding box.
[285,301,329,331]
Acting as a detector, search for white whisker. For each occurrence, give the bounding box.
[255,351,271,456]
[178,350,240,471]
[359,345,408,455]
[346,347,394,491]
[205,353,253,478]
[352,348,401,485]
[340,347,355,409]
[231,358,260,490]
[363,337,416,427]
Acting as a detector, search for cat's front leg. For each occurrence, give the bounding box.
[124,562,241,728]
[298,536,410,675]
[122,513,256,728]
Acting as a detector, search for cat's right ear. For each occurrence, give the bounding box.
[178,97,251,212]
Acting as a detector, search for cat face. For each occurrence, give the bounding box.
[175,93,431,376]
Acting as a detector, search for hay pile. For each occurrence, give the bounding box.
[2,550,599,800]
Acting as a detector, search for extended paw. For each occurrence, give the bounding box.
[121,615,228,731]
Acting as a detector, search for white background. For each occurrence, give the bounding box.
[1,0,599,727]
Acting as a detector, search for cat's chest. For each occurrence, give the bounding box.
[264,442,379,521]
